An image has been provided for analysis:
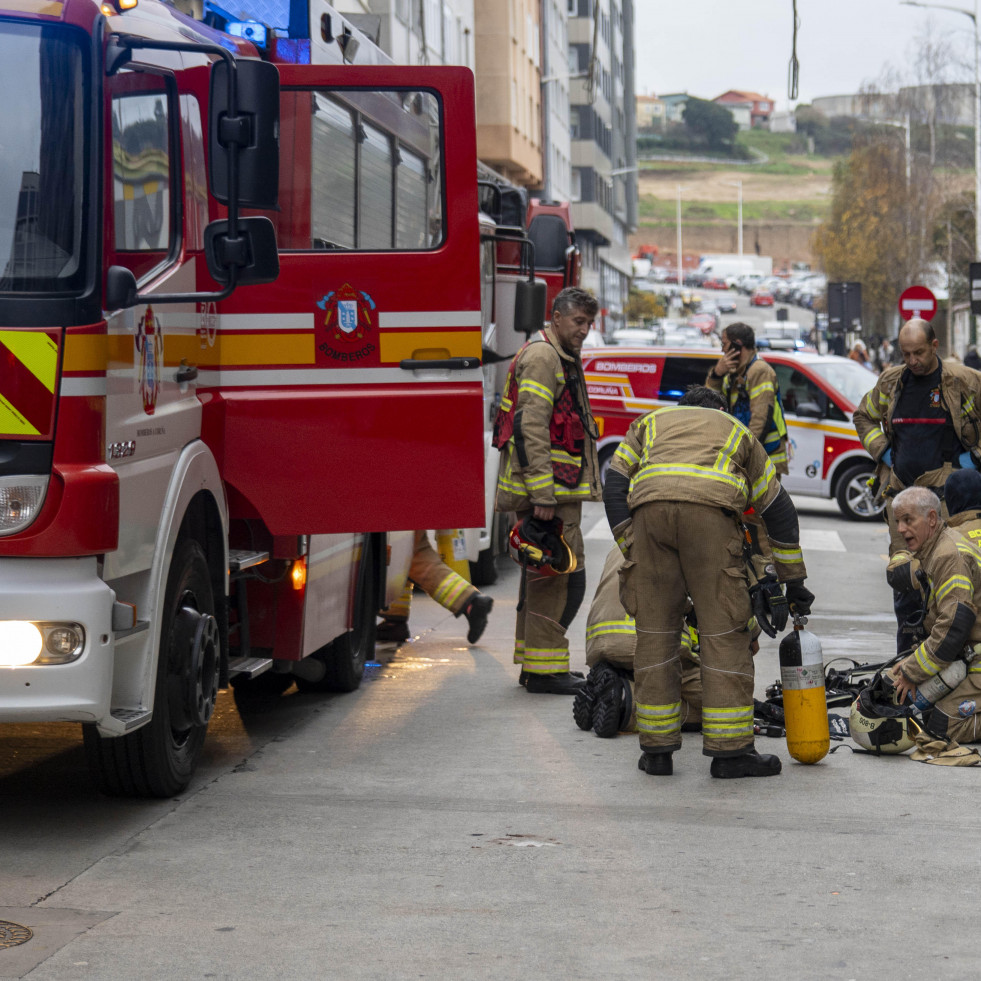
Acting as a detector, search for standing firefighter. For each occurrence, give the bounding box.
[707,322,789,475]
[493,287,602,694]
[853,318,981,651]
[603,385,813,778]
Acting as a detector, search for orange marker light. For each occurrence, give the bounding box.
[291,557,307,591]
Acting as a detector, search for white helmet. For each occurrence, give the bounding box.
[849,678,917,754]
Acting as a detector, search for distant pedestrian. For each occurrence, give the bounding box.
[965,345,981,371]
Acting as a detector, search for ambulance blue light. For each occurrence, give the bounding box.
[227,20,268,50]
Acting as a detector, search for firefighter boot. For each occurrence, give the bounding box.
[591,662,633,738]
[525,672,586,695]
[572,663,603,730]
[638,752,673,776]
[377,618,410,643]
[464,594,493,644]
[710,749,782,779]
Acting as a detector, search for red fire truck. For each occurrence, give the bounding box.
[0,0,485,795]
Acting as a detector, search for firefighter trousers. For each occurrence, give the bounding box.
[513,502,586,674]
[626,502,756,757]
[381,530,476,622]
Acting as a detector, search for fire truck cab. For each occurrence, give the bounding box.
[0,0,484,795]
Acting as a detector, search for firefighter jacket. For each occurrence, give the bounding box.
[853,361,981,490]
[897,524,981,687]
[948,509,981,547]
[607,405,806,582]
[706,354,789,474]
[494,326,601,511]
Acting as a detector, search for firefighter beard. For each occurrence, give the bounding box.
[513,502,586,674]
[623,503,756,757]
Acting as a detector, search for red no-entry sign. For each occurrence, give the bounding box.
[898,285,937,321]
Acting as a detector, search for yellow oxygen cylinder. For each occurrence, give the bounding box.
[435,529,471,581]
[777,614,830,764]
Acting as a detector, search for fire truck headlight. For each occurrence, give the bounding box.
[0,622,43,666]
[0,476,49,536]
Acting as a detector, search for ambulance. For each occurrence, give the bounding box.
[582,347,883,521]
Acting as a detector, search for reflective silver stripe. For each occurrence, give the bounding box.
[379,311,482,328]
[196,367,483,387]
[60,378,107,396]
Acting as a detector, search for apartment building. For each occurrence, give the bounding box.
[569,0,637,332]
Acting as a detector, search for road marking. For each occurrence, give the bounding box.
[800,529,846,552]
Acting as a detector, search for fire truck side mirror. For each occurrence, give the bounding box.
[204,216,280,285]
[514,279,547,335]
[209,59,280,210]
[105,265,139,310]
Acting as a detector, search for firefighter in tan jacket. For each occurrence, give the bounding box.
[888,486,981,744]
[493,287,602,695]
[574,544,703,738]
[603,385,812,779]
[706,322,789,474]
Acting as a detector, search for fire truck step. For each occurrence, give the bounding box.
[227,656,274,679]
[109,708,152,732]
[229,549,270,575]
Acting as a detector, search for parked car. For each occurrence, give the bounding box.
[750,289,774,307]
[716,295,737,313]
[581,347,883,520]
[701,278,729,291]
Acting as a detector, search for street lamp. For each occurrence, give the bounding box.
[676,184,689,286]
[724,179,743,256]
[901,0,980,340]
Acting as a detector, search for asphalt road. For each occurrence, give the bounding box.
[1,491,977,980]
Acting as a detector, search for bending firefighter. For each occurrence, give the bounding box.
[603,385,813,778]
[493,287,601,695]
[574,544,703,738]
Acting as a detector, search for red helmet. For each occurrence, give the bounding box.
[508,516,577,576]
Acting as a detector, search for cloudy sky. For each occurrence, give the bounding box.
[634,0,977,110]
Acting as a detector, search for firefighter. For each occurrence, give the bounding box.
[493,286,602,694]
[706,322,789,475]
[887,486,981,744]
[853,318,981,650]
[603,385,813,778]
[575,543,704,738]
[377,530,493,645]
[945,467,981,544]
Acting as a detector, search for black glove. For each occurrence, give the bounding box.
[750,576,788,637]
[785,580,814,616]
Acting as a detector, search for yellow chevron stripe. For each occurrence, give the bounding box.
[0,330,57,392]
[0,394,39,436]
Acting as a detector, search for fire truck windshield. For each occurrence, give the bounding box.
[0,24,87,293]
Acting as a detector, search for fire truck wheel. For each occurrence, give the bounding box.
[295,534,378,694]
[835,463,886,522]
[83,538,218,797]
[598,445,616,488]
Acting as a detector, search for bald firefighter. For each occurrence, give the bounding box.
[603,385,813,778]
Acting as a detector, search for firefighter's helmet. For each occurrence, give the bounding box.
[849,673,917,754]
[509,516,577,576]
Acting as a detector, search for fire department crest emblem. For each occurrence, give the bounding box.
[317,284,375,342]
[930,386,941,407]
[136,305,164,415]
[315,285,378,363]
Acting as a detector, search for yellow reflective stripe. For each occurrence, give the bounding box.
[636,702,681,733]
[432,573,470,610]
[500,396,513,411]
[863,390,884,420]
[913,643,941,677]
[614,443,640,466]
[0,395,40,436]
[525,472,553,489]
[860,429,884,453]
[934,574,973,603]
[750,457,776,503]
[713,419,745,472]
[634,462,748,495]
[585,619,635,640]
[523,647,569,672]
[518,379,554,404]
[748,381,774,399]
[554,481,593,497]
[963,396,975,416]
[701,705,754,737]
[550,448,581,465]
[771,545,803,564]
